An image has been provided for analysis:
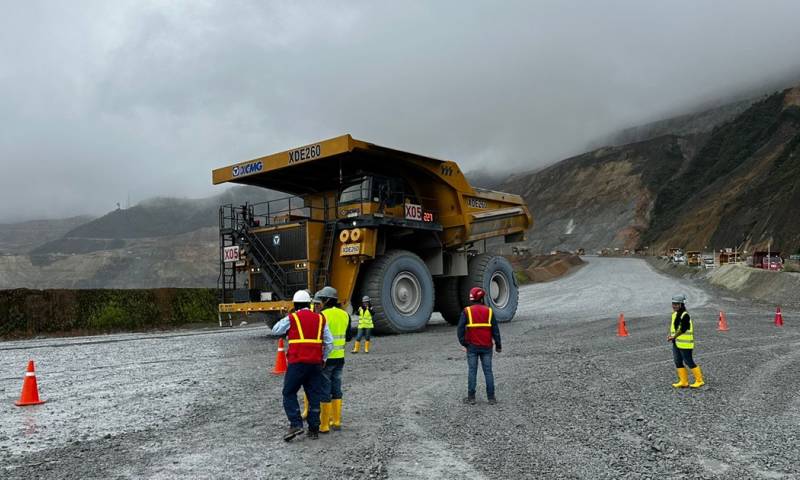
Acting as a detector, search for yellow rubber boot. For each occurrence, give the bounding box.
[319,402,331,433]
[352,340,360,353]
[365,340,370,353]
[672,368,689,388]
[690,366,705,388]
[331,399,342,430]
[301,393,309,419]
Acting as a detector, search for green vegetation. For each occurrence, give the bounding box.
[514,270,531,285]
[169,289,219,325]
[648,92,787,241]
[0,288,219,339]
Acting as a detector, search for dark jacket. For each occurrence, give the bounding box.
[672,306,691,334]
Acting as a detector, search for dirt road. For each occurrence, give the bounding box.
[2,257,799,479]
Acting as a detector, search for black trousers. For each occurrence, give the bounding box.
[672,342,697,369]
[282,363,323,430]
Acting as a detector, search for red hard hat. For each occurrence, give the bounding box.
[469,287,485,302]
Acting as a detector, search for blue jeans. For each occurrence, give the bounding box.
[282,363,323,430]
[320,362,344,402]
[672,343,697,369]
[467,347,495,398]
[356,328,372,341]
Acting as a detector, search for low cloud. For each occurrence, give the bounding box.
[1,0,799,221]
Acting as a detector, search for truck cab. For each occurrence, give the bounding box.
[338,175,423,219]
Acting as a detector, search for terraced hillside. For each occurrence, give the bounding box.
[0,186,272,288]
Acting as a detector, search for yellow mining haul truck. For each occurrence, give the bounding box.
[211,134,533,333]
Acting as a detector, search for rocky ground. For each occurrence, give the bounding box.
[1,257,798,479]
[648,257,800,310]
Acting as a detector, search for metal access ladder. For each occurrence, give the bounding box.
[314,219,337,293]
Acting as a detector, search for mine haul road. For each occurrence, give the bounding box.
[2,257,799,479]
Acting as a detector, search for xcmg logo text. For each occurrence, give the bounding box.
[232,161,263,177]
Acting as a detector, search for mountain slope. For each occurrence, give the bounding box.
[646,86,800,252]
[31,186,275,254]
[0,216,94,254]
[603,98,755,147]
[0,185,277,288]
[501,85,800,255]
[501,134,702,253]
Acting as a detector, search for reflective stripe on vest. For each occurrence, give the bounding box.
[358,307,374,328]
[323,307,350,360]
[464,304,494,348]
[466,305,493,327]
[670,311,694,349]
[289,312,323,344]
[286,309,325,365]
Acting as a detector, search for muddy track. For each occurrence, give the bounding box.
[2,257,799,479]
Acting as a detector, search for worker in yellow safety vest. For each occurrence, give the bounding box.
[314,286,354,433]
[668,294,705,388]
[352,296,375,353]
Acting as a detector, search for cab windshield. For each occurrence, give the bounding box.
[338,176,415,207]
[339,178,371,205]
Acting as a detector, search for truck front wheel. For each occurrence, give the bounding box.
[361,250,434,334]
[460,254,518,323]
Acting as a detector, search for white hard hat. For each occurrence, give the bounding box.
[671,294,686,304]
[293,290,312,303]
[315,286,338,301]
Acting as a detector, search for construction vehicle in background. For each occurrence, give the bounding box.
[668,248,686,264]
[686,251,701,267]
[719,249,741,265]
[752,251,783,271]
[212,135,533,333]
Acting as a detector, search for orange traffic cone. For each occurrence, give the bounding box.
[717,311,729,331]
[774,306,784,327]
[15,360,46,407]
[617,313,629,337]
[272,338,288,375]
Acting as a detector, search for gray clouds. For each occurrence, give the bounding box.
[2,0,800,221]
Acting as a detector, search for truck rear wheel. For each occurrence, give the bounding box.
[361,250,434,334]
[434,277,463,325]
[460,254,518,323]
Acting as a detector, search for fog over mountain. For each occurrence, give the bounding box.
[2,1,800,222]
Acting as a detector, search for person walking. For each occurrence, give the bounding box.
[314,287,353,433]
[457,287,501,405]
[352,296,375,353]
[271,290,333,441]
[668,294,705,388]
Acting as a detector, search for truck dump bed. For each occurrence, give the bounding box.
[213,134,532,247]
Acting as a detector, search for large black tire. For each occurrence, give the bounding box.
[361,250,434,334]
[434,277,463,325]
[459,254,518,323]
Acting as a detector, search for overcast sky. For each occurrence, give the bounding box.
[2,1,800,222]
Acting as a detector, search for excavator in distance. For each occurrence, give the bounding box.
[212,134,533,333]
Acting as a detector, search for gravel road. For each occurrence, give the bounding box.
[2,257,798,479]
